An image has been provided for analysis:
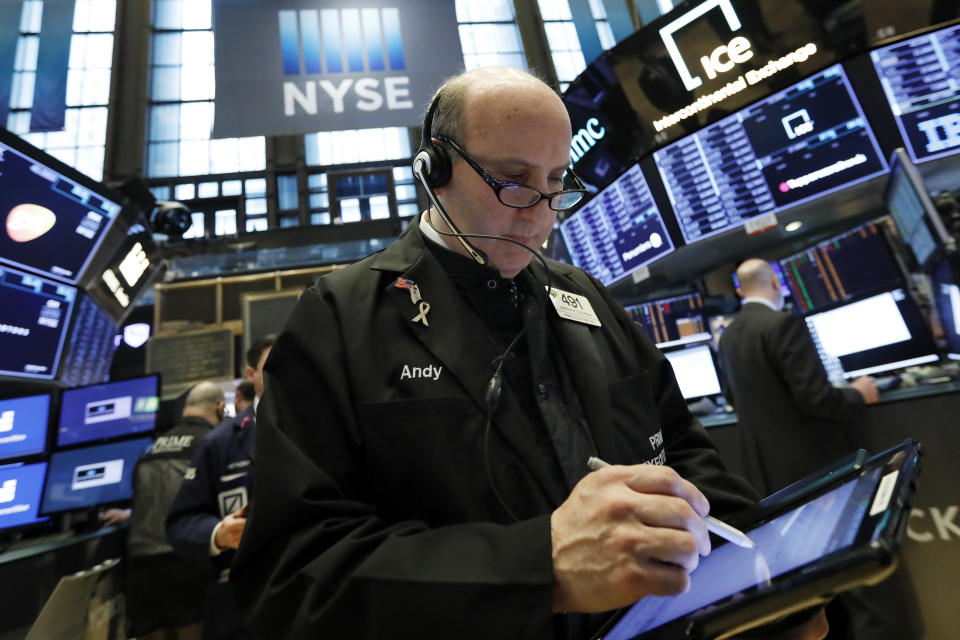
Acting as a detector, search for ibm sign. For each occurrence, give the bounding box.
[212,1,462,139]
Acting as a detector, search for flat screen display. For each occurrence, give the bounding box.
[41,437,152,515]
[0,263,76,380]
[780,222,903,314]
[0,135,122,284]
[58,294,117,388]
[884,148,953,270]
[932,259,960,359]
[625,292,712,349]
[57,374,159,447]
[0,394,49,461]
[663,344,722,400]
[870,23,960,163]
[654,65,888,244]
[0,461,49,531]
[560,164,675,285]
[804,288,939,378]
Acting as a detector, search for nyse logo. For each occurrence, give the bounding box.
[660,0,752,92]
[279,8,413,116]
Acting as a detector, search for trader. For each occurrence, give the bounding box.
[231,68,825,640]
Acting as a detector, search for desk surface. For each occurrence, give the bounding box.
[0,524,124,566]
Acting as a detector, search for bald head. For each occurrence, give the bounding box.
[182,381,225,427]
[736,259,783,309]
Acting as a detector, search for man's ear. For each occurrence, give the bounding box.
[245,365,255,382]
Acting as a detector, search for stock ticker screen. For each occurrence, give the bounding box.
[871,23,960,163]
[780,223,903,314]
[0,264,75,380]
[654,65,888,244]
[0,138,121,284]
[624,292,712,349]
[560,164,675,285]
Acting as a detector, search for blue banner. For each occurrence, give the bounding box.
[212,0,463,138]
[0,0,23,127]
[29,0,76,132]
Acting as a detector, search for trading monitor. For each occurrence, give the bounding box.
[884,148,955,270]
[41,437,152,515]
[0,461,49,531]
[731,261,791,300]
[0,128,123,285]
[58,294,118,388]
[804,288,939,379]
[0,263,76,380]
[560,164,675,285]
[780,222,904,314]
[0,394,50,461]
[625,292,712,349]
[663,344,723,400]
[654,65,888,244]
[932,259,960,360]
[56,374,159,447]
[870,23,960,163]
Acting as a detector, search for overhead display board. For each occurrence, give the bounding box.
[653,65,888,244]
[560,164,674,285]
[871,22,960,163]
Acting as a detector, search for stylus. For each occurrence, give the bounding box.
[586,456,757,549]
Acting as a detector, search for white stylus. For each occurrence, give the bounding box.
[586,456,757,549]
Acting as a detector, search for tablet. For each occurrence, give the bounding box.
[601,439,922,640]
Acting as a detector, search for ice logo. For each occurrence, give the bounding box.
[6,204,56,242]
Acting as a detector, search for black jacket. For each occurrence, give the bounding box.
[231,220,758,640]
[717,302,865,495]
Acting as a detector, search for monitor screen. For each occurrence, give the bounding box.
[0,263,76,380]
[56,374,159,447]
[653,65,888,244]
[780,222,903,314]
[933,260,960,359]
[731,261,791,300]
[58,294,117,388]
[625,292,712,349]
[0,394,49,461]
[0,461,49,531]
[804,288,939,378]
[560,164,675,285]
[870,23,960,163]
[663,344,723,400]
[884,148,953,270]
[0,132,122,284]
[41,437,151,515]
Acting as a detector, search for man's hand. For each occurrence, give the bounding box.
[214,507,247,550]
[851,376,879,404]
[551,464,711,613]
[732,609,829,640]
[97,508,130,526]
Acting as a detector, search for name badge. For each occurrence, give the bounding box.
[547,288,601,326]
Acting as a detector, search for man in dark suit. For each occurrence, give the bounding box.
[718,258,878,496]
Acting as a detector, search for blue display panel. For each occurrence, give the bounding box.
[871,23,960,163]
[0,264,76,380]
[41,437,152,515]
[933,260,960,359]
[0,395,49,461]
[58,295,117,388]
[0,137,122,284]
[559,164,675,285]
[625,292,712,349]
[0,461,48,531]
[57,374,159,447]
[654,65,888,244]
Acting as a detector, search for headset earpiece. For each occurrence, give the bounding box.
[414,95,452,188]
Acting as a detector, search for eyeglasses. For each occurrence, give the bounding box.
[438,136,587,211]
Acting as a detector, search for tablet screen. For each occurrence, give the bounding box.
[605,468,882,640]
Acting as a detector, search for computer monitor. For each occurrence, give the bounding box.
[559,163,675,285]
[653,65,888,244]
[0,263,76,380]
[0,394,50,462]
[58,294,118,388]
[0,128,123,285]
[870,23,960,163]
[56,374,159,447]
[884,148,955,270]
[40,437,152,515]
[0,461,49,531]
[932,259,960,360]
[804,287,939,379]
[625,292,712,349]
[731,261,791,300]
[663,344,723,401]
[779,222,904,314]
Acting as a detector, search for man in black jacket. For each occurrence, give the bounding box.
[126,381,225,640]
[717,259,878,496]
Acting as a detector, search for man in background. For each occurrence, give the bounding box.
[233,381,255,417]
[126,381,225,640]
